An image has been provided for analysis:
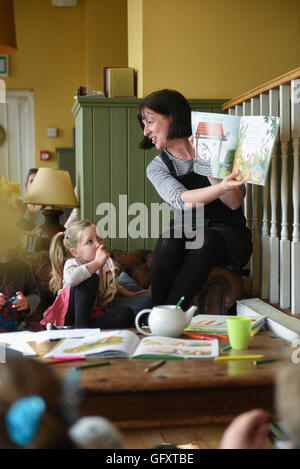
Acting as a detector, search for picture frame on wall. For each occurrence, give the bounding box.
[0,56,9,77]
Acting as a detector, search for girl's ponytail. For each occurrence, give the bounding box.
[49,232,67,293]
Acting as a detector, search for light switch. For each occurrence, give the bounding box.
[47,127,58,138]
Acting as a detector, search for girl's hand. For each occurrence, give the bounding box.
[12,292,29,311]
[221,171,244,191]
[0,293,5,308]
[94,244,110,267]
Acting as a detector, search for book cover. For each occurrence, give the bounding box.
[191,112,279,185]
[44,329,219,359]
[185,314,266,334]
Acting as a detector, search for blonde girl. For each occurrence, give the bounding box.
[41,220,148,329]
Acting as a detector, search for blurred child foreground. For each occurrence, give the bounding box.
[0,354,122,449]
[220,361,300,449]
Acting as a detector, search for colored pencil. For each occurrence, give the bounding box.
[144,359,166,373]
[215,354,264,362]
[45,356,86,365]
[176,296,185,308]
[253,357,283,365]
[185,330,228,340]
[75,361,111,370]
[221,344,231,351]
[182,332,215,341]
[135,355,184,360]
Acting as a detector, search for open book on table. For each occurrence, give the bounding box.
[185,314,266,334]
[191,112,279,185]
[44,329,219,359]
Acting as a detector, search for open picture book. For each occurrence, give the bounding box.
[44,329,219,359]
[191,112,279,185]
[185,314,266,334]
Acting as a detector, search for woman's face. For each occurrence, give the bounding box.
[141,108,171,150]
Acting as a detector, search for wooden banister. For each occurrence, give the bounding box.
[223,67,300,110]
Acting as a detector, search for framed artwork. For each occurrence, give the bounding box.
[0,56,9,77]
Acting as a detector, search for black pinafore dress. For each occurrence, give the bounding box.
[160,150,252,271]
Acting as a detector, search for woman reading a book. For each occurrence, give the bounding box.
[138,89,252,310]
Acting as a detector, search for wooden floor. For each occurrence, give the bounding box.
[123,424,227,449]
[123,424,273,449]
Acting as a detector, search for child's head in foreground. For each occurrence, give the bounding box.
[0,354,122,449]
[275,361,300,448]
[0,354,74,448]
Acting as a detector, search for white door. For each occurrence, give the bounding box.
[0,90,35,196]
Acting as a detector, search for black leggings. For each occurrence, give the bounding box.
[64,275,134,329]
[151,228,229,310]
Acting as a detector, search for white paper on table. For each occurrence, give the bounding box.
[5,342,37,356]
[32,328,101,344]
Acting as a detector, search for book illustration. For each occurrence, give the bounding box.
[192,112,279,185]
[232,116,279,185]
[63,335,124,354]
[133,336,218,358]
[185,314,266,334]
[44,330,219,359]
[192,113,241,179]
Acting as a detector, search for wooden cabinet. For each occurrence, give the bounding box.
[72,97,226,251]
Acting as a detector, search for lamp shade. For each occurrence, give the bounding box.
[23,168,79,208]
[0,0,17,54]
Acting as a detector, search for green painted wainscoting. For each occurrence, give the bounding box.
[72,97,227,251]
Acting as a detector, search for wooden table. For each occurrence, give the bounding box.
[33,329,291,430]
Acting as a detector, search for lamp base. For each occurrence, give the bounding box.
[35,208,65,251]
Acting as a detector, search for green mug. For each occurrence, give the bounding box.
[226,317,252,351]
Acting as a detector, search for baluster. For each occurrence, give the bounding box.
[269,89,280,304]
[260,93,270,299]
[228,108,235,115]
[235,105,243,116]
[279,84,291,309]
[291,79,300,313]
[241,101,252,295]
[250,97,260,296]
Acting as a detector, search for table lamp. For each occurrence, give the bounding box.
[23,168,79,251]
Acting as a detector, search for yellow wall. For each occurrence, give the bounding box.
[128,0,143,98]
[129,0,300,99]
[3,0,127,168]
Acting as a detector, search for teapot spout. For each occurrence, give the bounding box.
[185,305,198,328]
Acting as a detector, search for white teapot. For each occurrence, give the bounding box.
[135,304,197,338]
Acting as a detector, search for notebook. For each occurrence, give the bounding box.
[185,314,266,334]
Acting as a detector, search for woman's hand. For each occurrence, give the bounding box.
[118,287,148,297]
[220,171,244,191]
[12,292,29,311]
[219,409,271,449]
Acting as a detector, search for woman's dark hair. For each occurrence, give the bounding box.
[137,89,192,149]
